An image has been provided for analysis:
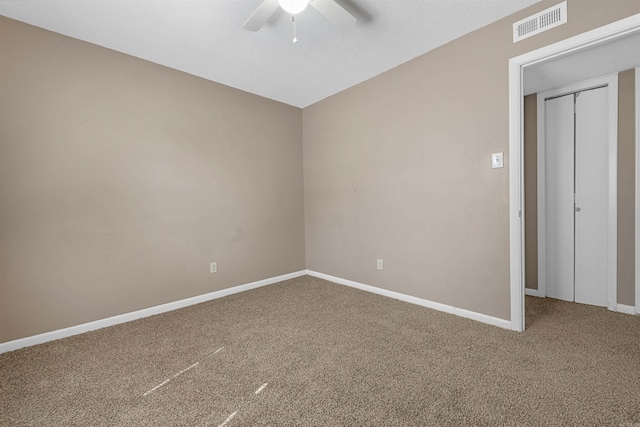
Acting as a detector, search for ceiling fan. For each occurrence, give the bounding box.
[244,0,356,41]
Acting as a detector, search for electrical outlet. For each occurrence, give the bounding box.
[377,259,383,270]
[210,262,217,273]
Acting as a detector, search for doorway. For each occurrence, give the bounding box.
[537,77,618,308]
[508,14,640,332]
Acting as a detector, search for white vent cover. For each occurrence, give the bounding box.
[513,1,567,43]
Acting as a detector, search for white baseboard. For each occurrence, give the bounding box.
[613,303,637,315]
[525,288,539,297]
[306,270,512,330]
[0,270,307,354]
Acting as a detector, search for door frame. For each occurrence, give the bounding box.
[536,75,619,310]
[636,67,640,315]
[508,13,640,332]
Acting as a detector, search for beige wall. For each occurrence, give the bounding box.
[303,0,640,320]
[524,95,538,291]
[2,2,639,344]
[523,70,636,307]
[0,17,305,343]
[618,68,636,306]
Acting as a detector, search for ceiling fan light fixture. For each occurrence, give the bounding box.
[278,0,308,15]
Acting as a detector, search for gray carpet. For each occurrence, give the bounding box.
[1,275,639,426]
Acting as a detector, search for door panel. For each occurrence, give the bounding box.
[574,87,609,306]
[544,95,575,302]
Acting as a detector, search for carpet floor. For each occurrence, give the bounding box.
[1,275,639,426]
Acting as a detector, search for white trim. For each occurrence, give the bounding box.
[536,74,619,312]
[525,288,539,297]
[509,13,640,332]
[0,270,307,354]
[614,303,637,316]
[306,270,512,330]
[509,57,525,332]
[636,67,640,315]
[608,76,619,311]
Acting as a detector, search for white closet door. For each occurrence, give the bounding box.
[545,94,575,302]
[574,86,609,306]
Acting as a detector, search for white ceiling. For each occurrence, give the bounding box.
[0,0,540,108]
[524,32,640,95]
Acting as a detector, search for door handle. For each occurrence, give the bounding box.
[575,207,581,212]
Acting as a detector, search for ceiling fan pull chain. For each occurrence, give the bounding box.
[292,15,298,43]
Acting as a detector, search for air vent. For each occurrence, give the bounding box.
[513,1,567,43]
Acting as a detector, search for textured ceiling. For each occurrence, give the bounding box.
[524,32,640,95]
[0,0,540,108]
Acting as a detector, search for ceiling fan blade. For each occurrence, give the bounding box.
[243,0,280,31]
[309,0,356,28]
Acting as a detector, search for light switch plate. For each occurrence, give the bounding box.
[491,152,504,169]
